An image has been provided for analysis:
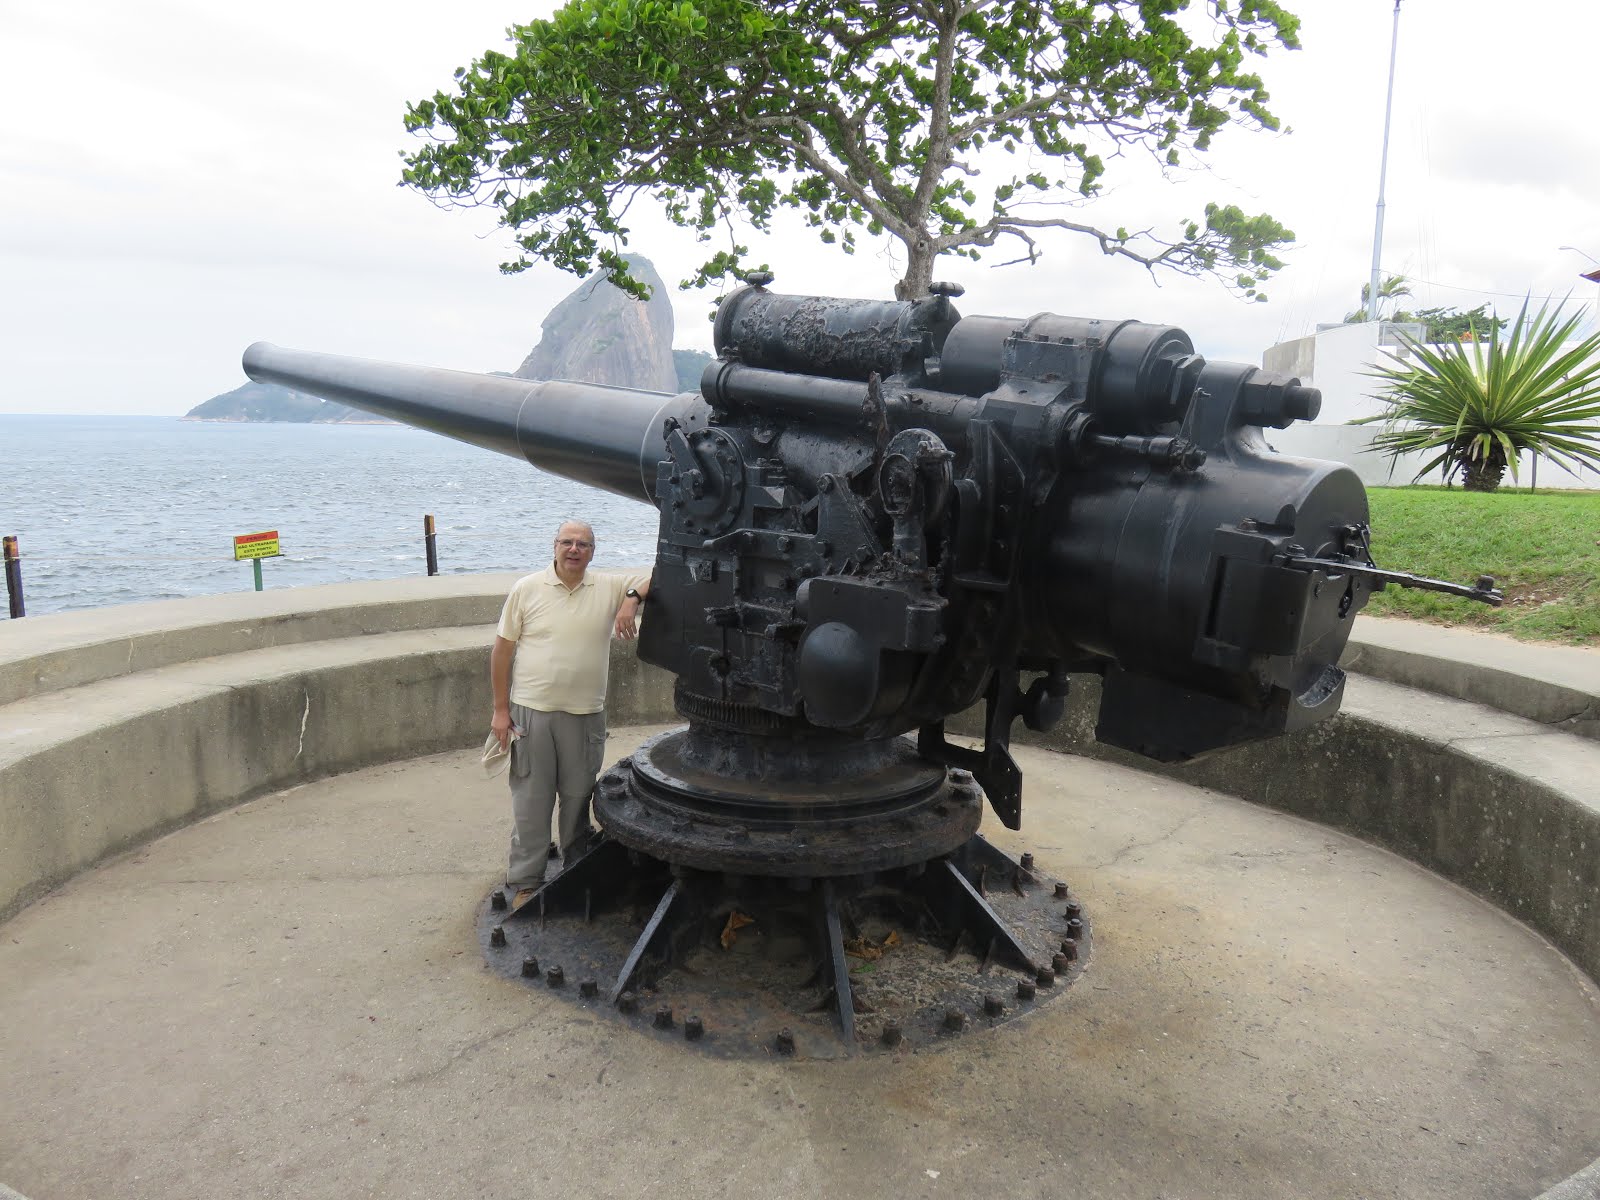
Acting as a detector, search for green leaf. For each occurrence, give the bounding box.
[1358,298,1600,490]
[400,0,1302,298]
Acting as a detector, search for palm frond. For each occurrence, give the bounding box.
[1358,297,1600,488]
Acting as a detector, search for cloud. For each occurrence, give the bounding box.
[4,0,1598,414]
[1430,120,1600,202]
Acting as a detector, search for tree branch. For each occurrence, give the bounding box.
[908,3,959,219]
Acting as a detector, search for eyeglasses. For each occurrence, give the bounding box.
[556,538,594,550]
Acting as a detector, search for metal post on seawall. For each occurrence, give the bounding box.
[424,514,439,577]
[3,535,23,618]
[252,558,263,592]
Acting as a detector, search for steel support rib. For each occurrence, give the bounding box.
[609,879,684,1006]
[819,880,858,1050]
[505,836,628,922]
[927,858,1039,975]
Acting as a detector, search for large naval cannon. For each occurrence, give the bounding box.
[245,280,1497,1054]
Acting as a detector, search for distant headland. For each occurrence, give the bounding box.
[189,256,713,422]
[183,382,396,423]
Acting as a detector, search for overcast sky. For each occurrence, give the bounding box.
[4,0,1597,415]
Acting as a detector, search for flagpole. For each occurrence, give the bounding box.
[1368,0,1402,322]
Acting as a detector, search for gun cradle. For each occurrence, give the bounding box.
[247,284,1398,865]
[629,285,1368,842]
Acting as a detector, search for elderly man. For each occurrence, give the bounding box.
[491,520,650,906]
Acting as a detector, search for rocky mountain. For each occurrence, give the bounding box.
[515,256,679,391]
[184,382,392,423]
[189,255,699,421]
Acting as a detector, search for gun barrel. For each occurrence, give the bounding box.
[242,342,695,505]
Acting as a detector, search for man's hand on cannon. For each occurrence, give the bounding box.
[614,584,648,641]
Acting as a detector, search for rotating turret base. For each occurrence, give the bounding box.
[593,727,983,875]
[476,727,1091,1058]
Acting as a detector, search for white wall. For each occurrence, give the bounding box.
[1265,423,1430,487]
[1260,322,1600,490]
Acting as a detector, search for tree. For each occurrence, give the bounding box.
[1405,303,1507,344]
[1343,273,1411,323]
[1343,275,1508,343]
[401,0,1299,301]
[1355,300,1600,492]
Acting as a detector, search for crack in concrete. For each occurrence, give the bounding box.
[1554,700,1598,727]
[384,1012,543,1091]
[1092,811,1203,870]
[294,691,310,760]
[1437,726,1597,751]
[149,1009,544,1158]
[1439,730,1539,749]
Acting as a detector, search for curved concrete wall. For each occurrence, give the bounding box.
[2,577,1596,995]
[0,574,521,709]
[0,579,673,925]
[1340,619,1599,742]
[961,672,1600,987]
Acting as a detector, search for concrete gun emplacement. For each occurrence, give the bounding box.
[245,280,1498,1045]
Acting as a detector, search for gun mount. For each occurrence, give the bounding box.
[244,281,1498,1055]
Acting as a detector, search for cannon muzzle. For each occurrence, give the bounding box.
[242,342,697,504]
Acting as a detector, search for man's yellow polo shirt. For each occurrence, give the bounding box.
[496,565,650,714]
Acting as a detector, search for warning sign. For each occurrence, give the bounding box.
[233,530,282,561]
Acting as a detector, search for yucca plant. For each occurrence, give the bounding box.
[1356,299,1600,491]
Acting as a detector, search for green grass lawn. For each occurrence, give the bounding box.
[1364,486,1599,645]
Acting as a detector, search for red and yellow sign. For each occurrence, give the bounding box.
[233,530,282,561]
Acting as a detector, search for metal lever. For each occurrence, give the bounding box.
[1285,557,1503,607]
[1090,433,1207,471]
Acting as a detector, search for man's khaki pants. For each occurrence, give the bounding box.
[506,705,606,890]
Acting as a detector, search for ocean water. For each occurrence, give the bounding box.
[1,416,661,617]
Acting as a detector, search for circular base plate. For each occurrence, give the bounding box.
[479,834,1089,1060]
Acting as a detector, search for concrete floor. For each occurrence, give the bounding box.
[3,728,1598,1200]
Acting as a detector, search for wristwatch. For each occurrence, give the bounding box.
[625,588,644,602]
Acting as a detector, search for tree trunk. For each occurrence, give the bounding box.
[1460,446,1507,492]
[895,235,937,300]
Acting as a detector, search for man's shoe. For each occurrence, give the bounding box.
[511,887,537,909]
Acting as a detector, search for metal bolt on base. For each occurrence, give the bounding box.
[478,829,1091,1059]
